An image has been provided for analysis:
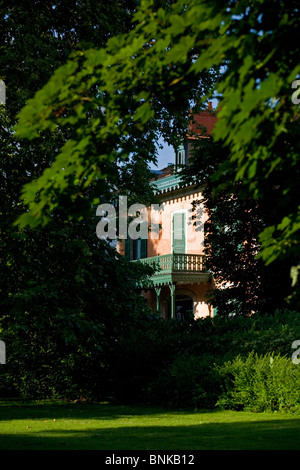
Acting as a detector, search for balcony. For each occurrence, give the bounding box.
[137,253,209,287]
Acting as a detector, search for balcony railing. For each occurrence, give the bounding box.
[138,253,206,274]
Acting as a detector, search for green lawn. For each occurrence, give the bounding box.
[1,400,300,450]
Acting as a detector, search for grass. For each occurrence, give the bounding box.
[1,400,300,450]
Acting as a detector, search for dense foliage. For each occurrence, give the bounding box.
[2,309,300,413]
[14,0,300,275]
[0,1,155,400]
[182,136,296,315]
[216,352,300,413]
[114,310,300,411]
[1,0,300,412]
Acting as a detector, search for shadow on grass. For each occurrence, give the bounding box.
[1,401,300,450]
[1,415,300,450]
[0,400,195,421]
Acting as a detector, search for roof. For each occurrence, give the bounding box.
[151,104,218,193]
[151,171,182,194]
[188,103,217,139]
[151,166,173,180]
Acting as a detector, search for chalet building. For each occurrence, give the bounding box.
[120,103,217,321]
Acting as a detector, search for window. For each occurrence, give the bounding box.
[172,211,186,254]
[124,222,148,260]
[125,238,148,260]
[175,295,194,321]
[175,148,185,168]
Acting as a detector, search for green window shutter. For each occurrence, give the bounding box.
[140,221,147,259]
[140,237,147,259]
[173,212,186,253]
[133,239,138,260]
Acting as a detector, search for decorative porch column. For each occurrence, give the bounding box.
[154,286,161,313]
[168,283,176,319]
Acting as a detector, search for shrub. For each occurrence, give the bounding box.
[147,353,221,409]
[216,352,300,412]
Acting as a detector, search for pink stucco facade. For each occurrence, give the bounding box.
[119,105,217,320]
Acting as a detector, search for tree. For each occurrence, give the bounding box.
[1,0,298,378]
[182,134,294,315]
[12,0,218,227]
[14,0,299,283]
[0,0,156,399]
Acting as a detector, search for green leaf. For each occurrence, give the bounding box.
[133,101,154,124]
